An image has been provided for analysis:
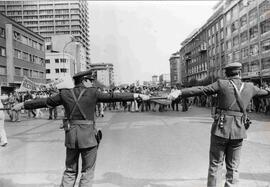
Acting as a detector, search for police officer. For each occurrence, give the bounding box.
[169,62,270,187]
[12,69,149,187]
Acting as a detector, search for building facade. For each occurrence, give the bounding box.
[45,35,86,83]
[0,0,90,64]
[180,0,270,86]
[0,13,45,93]
[45,52,75,83]
[159,73,170,87]
[151,75,158,86]
[169,52,181,86]
[89,63,114,88]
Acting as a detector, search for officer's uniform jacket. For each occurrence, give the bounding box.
[181,77,269,139]
[24,84,135,148]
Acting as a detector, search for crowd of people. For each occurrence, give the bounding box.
[1,82,270,122]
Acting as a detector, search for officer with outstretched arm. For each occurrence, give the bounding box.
[168,62,270,187]
[12,69,149,187]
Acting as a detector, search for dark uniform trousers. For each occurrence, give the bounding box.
[24,85,135,187]
[181,77,269,187]
[60,146,98,187]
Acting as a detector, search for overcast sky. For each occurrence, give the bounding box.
[89,1,218,85]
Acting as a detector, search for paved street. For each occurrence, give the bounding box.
[0,107,270,187]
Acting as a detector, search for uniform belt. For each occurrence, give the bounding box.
[217,109,243,117]
[69,120,95,125]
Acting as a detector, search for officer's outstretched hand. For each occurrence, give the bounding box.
[12,102,24,111]
[134,94,150,101]
[167,89,182,100]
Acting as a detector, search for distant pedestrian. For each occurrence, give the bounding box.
[0,96,8,147]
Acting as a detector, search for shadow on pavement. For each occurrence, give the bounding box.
[94,172,206,187]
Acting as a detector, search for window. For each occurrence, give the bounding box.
[226,40,232,50]
[55,59,59,63]
[38,43,43,51]
[260,18,270,34]
[212,25,215,34]
[220,18,224,28]
[23,69,29,76]
[259,0,270,16]
[0,27,4,38]
[250,43,259,56]
[21,35,28,45]
[15,67,21,76]
[226,26,231,37]
[39,72,44,79]
[227,53,233,63]
[262,57,270,69]
[232,5,238,19]
[221,55,225,65]
[221,42,225,52]
[250,60,259,72]
[55,69,59,73]
[249,25,258,39]
[226,10,231,22]
[32,71,38,78]
[60,58,66,63]
[242,63,249,73]
[241,47,249,59]
[240,31,248,43]
[240,15,247,27]
[14,31,21,41]
[233,50,240,61]
[231,20,239,33]
[22,52,29,61]
[261,38,270,52]
[0,65,6,75]
[60,68,67,73]
[45,59,50,64]
[33,41,38,49]
[233,36,239,47]
[0,47,6,57]
[249,8,257,22]
[46,69,50,74]
[27,38,33,47]
[220,29,224,39]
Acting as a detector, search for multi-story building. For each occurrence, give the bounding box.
[159,73,170,87]
[45,35,87,82]
[0,0,90,64]
[180,4,223,85]
[89,63,114,88]
[179,0,270,86]
[151,75,158,86]
[169,52,181,86]
[223,0,270,85]
[0,13,45,93]
[45,52,76,82]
